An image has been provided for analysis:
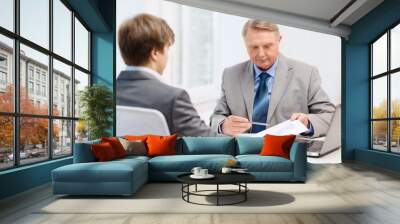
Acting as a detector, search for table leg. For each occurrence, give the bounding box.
[195,184,198,192]
[217,184,219,206]
[245,183,247,201]
[187,184,190,202]
[181,184,183,199]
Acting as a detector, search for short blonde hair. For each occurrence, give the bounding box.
[118,13,175,66]
[242,20,280,37]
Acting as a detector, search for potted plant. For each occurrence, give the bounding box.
[79,84,113,140]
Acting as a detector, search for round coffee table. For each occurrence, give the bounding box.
[177,173,255,206]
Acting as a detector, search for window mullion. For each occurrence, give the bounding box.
[71,10,76,154]
[388,30,391,152]
[49,0,54,160]
[13,0,20,167]
[370,45,373,149]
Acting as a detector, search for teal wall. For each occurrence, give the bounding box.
[343,0,400,171]
[0,0,116,200]
[91,0,116,135]
[0,158,72,199]
[92,32,115,135]
[355,149,400,172]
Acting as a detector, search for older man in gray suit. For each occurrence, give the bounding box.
[211,20,335,137]
[117,13,215,137]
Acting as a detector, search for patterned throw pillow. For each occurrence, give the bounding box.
[118,138,147,156]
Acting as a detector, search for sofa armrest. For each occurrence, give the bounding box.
[73,140,100,163]
[289,142,307,181]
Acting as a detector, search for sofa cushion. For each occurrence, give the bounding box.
[74,139,101,163]
[52,159,147,183]
[236,137,263,155]
[236,155,293,172]
[178,137,235,155]
[115,155,150,164]
[148,154,235,172]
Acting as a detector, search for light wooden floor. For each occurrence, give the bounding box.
[1,162,400,224]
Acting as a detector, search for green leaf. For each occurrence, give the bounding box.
[79,84,113,140]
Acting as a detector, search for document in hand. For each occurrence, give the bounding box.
[239,120,309,137]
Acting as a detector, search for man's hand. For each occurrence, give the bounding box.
[290,113,310,128]
[222,115,251,136]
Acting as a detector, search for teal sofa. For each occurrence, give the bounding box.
[52,137,307,196]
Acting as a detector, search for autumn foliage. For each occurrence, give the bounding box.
[0,84,59,150]
[372,99,400,142]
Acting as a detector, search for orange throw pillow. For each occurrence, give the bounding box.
[91,142,117,162]
[101,137,127,158]
[146,135,177,157]
[260,134,296,159]
[124,135,149,142]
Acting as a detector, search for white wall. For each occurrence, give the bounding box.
[279,25,341,105]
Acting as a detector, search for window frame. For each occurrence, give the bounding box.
[370,21,400,154]
[0,53,8,88]
[0,0,92,171]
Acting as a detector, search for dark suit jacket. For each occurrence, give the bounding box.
[117,70,215,137]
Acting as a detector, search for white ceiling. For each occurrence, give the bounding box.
[166,0,384,38]
[226,0,352,22]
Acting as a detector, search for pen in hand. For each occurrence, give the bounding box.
[251,122,268,126]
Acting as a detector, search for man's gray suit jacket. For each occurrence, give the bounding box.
[117,70,215,137]
[210,55,335,137]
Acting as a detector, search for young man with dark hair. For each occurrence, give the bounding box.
[117,13,215,137]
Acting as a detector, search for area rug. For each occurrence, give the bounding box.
[37,183,361,214]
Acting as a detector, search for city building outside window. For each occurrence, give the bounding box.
[35,83,40,95]
[0,71,6,85]
[0,54,7,88]
[42,85,46,97]
[28,81,34,94]
[0,54,7,67]
[28,67,34,80]
[35,70,40,81]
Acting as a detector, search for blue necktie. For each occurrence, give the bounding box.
[252,72,270,133]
